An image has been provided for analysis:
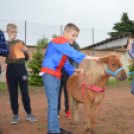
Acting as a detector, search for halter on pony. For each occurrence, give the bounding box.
[106,64,125,78]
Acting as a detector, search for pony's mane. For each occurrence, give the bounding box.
[78,53,120,86]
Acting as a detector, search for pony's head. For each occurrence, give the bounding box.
[101,53,127,82]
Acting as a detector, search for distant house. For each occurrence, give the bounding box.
[82,34,134,51]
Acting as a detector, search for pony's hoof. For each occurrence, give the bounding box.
[84,130,90,134]
[91,132,95,134]
[90,130,95,134]
[85,128,94,134]
[70,122,75,129]
[70,126,75,129]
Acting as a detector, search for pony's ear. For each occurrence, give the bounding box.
[100,56,109,63]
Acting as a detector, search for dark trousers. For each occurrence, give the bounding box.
[58,79,69,114]
[6,64,31,115]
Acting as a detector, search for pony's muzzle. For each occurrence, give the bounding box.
[119,75,127,82]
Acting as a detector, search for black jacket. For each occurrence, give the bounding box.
[61,41,80,81]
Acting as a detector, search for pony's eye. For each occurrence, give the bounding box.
[112,63,116,66]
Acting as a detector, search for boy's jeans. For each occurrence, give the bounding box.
[131,75,134,95]
[42,73,61,133]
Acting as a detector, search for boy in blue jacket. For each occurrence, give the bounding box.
[40,23,100,134]
[0,30,9,134]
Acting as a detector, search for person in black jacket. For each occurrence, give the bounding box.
[58,41,80,119]
[0,30,9,134]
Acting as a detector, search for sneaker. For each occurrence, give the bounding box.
[26,114,37,122]
[46,128,73,134]
[60,128,73,134]
[11,115,19,124]
[66,110,71,119]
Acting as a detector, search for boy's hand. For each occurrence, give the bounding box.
[11,35,15,40]
[74,69,83,75]
[126,43,132,52]
[93,57,101,62]
[8,35,16,41]
[20,46,28,52]
[84,56,101,62]
[8,35,13,41]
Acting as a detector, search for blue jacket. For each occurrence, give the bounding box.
[0,30,9,74]
[40,37,86,79]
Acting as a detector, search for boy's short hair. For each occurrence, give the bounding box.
[6,23,17,31]
[64,23,80,32]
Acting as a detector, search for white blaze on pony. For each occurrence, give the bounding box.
[67,53,127,134]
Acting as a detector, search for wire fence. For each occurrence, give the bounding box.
[0,19,110,48]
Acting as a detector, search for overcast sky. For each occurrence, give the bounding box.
[0,0,134,47]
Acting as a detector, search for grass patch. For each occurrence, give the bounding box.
[36,122,47,129]
[107,101,113,104]
[2,113,7,118]
[0,83,7,90]
[28,85,44,93]
[123,120,127,123]
[0,82,44,95]
[108,131,120,134]
[106,79,119,85]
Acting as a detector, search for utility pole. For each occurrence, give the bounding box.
[60,25,63,36]
[92,28,94,56]
[25,21,26,45]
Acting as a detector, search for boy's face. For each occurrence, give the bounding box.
[64,30,79,45]
[6,28,17,40]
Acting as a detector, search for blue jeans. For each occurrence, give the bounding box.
[42,73,61,133]
[131,75,134,95]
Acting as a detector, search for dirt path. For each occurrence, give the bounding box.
[1,84,134,134]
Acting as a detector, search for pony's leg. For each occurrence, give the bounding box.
[69,95,77,129]
[90,103,101,134]
[83,102,92,132]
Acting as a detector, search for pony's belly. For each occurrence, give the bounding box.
[72,94,84,103]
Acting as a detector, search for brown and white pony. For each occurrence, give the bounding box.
[67,53,127,134]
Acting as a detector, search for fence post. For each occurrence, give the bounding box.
[92,28,95,56]
[60,25,63,36]
[25,21,26,45]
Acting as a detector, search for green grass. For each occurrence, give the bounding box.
[106,79,119,85]
[2,113,7,118]
[36,122,47,129]
[0,82,43,90]
[0,82,44,95]
[0,79,132,94]
[0,83,7,90]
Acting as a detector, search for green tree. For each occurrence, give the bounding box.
[37,36,49,48]
[52,34,59,38]
[27,38,47,86]
[27,34,58,86]
[108,12,134,37]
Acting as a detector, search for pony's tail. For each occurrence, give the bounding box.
[69,95,79,123]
